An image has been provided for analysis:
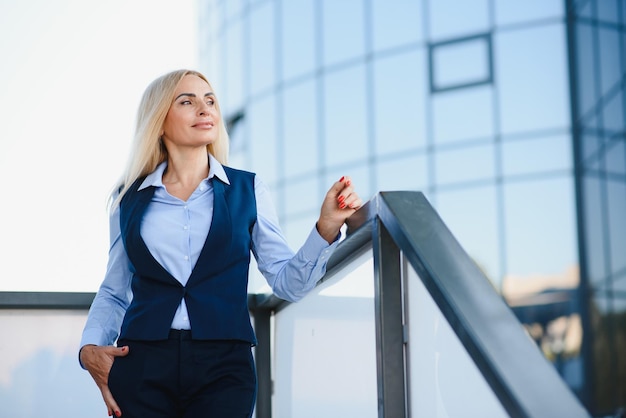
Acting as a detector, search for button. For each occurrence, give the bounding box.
[184,255,189,260]
[183,225,189,230]
[183,205,188,209]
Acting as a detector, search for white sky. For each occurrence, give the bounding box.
[0,0,198,292]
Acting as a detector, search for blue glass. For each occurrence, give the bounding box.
[502,135,572,177]
[428,0,489,41]
[576,22,598,119]
[494,0,563,26]
[247,94,279,185]
[581,130,602,163]
[284,176,320,218]
[434,142,495,185]
[371,0,423,52]
[496,24,569,135]
[281,0,316,82]
[373,49,428,155]
[322,0,365,67]
[503,177,577,278]
[283,79,319,177]
[432,85,494,144]
[250,1,276,96]
[224,20,245,114]
[607,179,626,277]
[375,153,429,193]
[603,91,625,134]
[598,26,622,99]
[283,213,320,248]
[323,65,368,167]
[597,0,621,24]
[605,136,626,176]
[436,185,502,286]
[431,36,491,91]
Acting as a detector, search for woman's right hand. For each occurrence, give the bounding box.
[80,344,129,417]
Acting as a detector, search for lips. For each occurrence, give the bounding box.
[193,121,214,129]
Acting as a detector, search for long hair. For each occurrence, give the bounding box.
[110,69,230,208]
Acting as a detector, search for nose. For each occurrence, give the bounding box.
[198,102,212,116]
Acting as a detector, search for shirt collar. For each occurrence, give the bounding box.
[138,153,230,191]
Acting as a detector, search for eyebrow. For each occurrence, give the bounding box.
[174,92,215,101]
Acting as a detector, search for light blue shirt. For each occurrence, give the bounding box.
[80,154,339,349]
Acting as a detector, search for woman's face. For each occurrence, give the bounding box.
[161,74,221,149]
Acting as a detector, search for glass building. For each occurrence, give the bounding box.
[197,0,625,415]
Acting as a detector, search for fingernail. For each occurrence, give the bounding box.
[340,202,346,209]
[337,195,345,203]
[115,411,121,417]
[339,176,345,182]
[346,180,351,186]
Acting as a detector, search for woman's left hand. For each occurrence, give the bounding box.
[316,176,363,244]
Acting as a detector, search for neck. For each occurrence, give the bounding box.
[162,149,209,188]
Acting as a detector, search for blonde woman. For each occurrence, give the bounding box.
[79,69,362,418]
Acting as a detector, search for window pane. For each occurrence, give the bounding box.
[494,0,563,26]
[375,153,428,193]
[284,176,320,218]
[374,49,427,155]
[323,66,368,167]
[428,0,489,41]
[372,0,423,52]
[502,135,573,177]
[607,179,626,277]
[583,175,608,287]
[434,143,495,185]
[223,20,245,114]
[496,24,569,134]
[283,79,319,177]
[597,0,621,24]
[432,85,494,144]
[250,2,275,96]
[503,177,577,277]
[322,0,365,67]
[281,0,316,81]
[598,26,622,99]
[576,22,597,119]
[248,94,279,185]
[603,89,625,134]
[606,136,626,176]
[436,185,502,286]
[432,35,491,91]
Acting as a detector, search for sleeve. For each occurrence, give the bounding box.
[79,203,133,357]
[251,177,341,302]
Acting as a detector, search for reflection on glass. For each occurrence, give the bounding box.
[607,179,626,276]
[434,142,495,185]
[224,20,245,114]
[603,92,625,134]
[576,22,597,119]
[502,135,572,178]
[496,24,569,135]
[375,153,428,194]
[371,0,423,52]
[494,0,563,26]
[583,176,608,287]
[598,26,621,99]
[284,176,319,218]
[247,94,279,185]
[605,136,626,175]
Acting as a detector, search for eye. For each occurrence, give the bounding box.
[207,99,215,107]
[181,100,192,105]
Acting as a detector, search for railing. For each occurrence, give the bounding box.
[249,191,590,418]
[0,192,590,417]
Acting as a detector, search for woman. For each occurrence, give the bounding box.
[79,69,362,418]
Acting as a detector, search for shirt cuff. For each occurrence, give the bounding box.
[300,225,341,263]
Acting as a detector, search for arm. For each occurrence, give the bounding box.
[251,176,362,302]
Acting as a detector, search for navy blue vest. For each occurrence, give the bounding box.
[118,166,257,344]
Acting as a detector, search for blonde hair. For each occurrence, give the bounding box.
[111,69,230,208]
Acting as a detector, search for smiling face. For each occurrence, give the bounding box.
[161,74,221,150]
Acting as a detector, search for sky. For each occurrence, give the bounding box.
[0,0,199,292]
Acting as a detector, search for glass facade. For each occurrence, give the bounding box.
[198,0,625,415]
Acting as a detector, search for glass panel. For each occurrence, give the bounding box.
[249,1,276,96]
[615,296,626,408]
[375,153,428,194]
[590,294,615,413]
[273,250,377,417]
[581,130,603,163]
[598,26,622,99]
[223,20,245,114]
[281,0,316,82]
[322,0,365,67]
[436,185,502,287]
[405,261,509,417]
[502,135,573,177]
[283,79,319,177]
[432,85,494,144]
[583,175,608,287]
[605,136,626,175]
[248,94,279,185]
[428,0,489,41]
[284,176,320,218]
[283,213,320,249]
[371,0,423,52]
[323,65,368,167]
[607,178,626,277]
[496,24,569,135]
[603,90,625,134]
[373,49,428,155]
[432,35,491,91]
[576,22,597,119]
[596,0,621,24]
[0,309,103,415]
[494,0,563,26]
[503,177,577,277]
[434,142,495,185]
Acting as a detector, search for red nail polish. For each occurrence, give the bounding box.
[338,195,345,202]
[340,202,346,209]
[339,176,345,182]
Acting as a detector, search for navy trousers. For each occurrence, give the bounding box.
[108,330,257,418]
